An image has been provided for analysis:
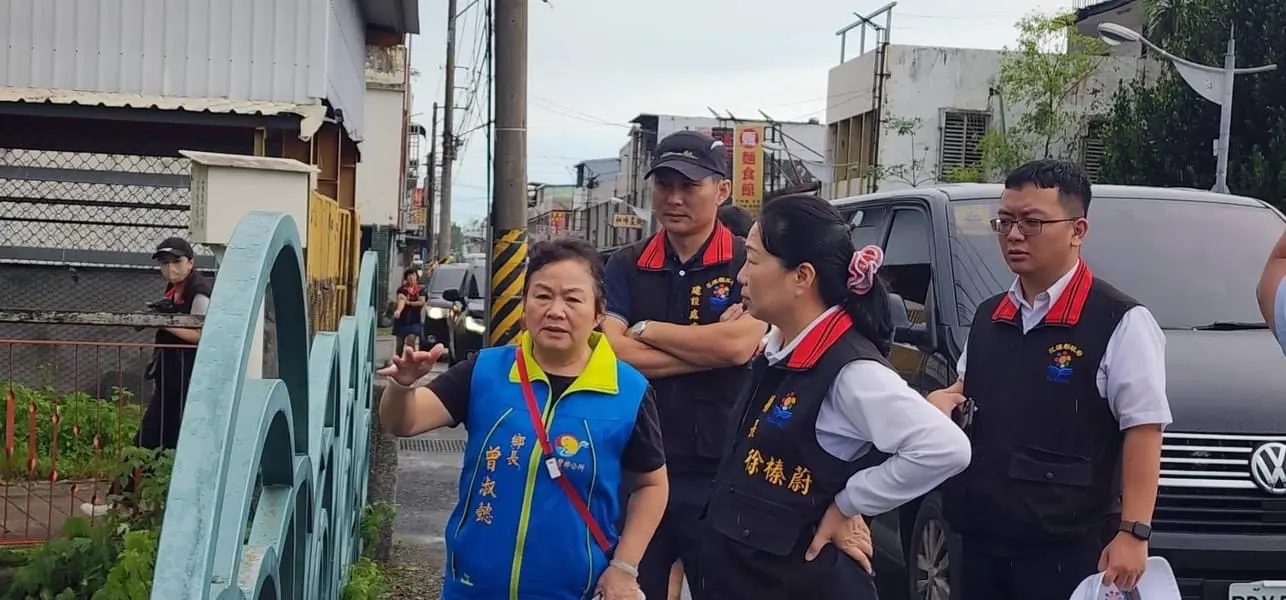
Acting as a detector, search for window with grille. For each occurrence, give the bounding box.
[939,110,990,172]
[1081,120,1107,182]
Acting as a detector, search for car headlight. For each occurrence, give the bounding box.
[426,307,448,320]
[464,316,486,334]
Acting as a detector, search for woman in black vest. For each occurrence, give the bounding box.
[697,195,971,600]
[81,237,212,517]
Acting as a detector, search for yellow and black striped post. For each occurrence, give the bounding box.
[488,228,528,346]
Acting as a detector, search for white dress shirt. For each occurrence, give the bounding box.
[763,307,972,518]
[956,261,1173,430]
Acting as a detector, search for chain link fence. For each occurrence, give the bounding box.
[0,146,215,264]
[0,133,216,397]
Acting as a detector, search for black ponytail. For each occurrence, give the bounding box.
[758,194,895,356]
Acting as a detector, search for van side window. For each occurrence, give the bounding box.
[849,206,889,248]
[468,272,482,298]
[882,209,933,325]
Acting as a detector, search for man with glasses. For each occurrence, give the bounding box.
[924,159,1170,600]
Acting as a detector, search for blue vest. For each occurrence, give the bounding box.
[442,334,648,600]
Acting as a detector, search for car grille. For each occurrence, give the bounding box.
[1156,432,1286,534]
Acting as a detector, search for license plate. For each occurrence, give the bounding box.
[1230,581,1286,600]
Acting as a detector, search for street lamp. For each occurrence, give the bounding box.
[1097,22,1276,194]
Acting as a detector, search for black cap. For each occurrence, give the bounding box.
[646,130,729,181]
[152,237,194,260]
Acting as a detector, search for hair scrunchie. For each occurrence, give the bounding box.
[847,245,885,296]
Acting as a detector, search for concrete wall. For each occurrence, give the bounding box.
[825,44,1142,195]
[356,88,405,227]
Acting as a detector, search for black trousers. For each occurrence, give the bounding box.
[693,524,879,600]
[134,368,192,451]
[636,475,710,599]
[959,535,1103,600]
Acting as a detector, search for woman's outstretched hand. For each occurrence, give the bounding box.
[377,344,447,387]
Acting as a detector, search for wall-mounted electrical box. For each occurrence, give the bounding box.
[180,150,318,247]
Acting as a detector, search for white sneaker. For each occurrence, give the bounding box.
[79,501,114,517]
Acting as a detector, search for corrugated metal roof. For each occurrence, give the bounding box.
[0,87,328,140]
[0,0,367,142]
[180,150,319,173]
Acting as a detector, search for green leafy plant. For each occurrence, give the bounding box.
[340,556,387,600]
[3,449,173,600]
[360,501,396,559]
[1098,0,1286,203]
[995,10,1108,160]
[0,383,143,482]
[861,116,940,188]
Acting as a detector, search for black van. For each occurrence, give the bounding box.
[830,184,1286,600]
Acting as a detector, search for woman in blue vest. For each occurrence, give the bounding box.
[696,195,972,599]
[378,237,668,600]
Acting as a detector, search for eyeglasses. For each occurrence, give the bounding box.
[989,217,1080,236]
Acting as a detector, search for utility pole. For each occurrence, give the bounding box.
[437,0,458,260]
[424,103,439,254]
[488,0,527,346]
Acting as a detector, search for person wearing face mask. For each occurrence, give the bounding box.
[142,236,212,449]
[81,236,211,517]
[377,238,668,600]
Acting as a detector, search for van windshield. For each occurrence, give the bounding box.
[428,267,468,294]
[947,196,1285,329]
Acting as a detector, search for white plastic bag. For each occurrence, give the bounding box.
[1067,556,1181,600]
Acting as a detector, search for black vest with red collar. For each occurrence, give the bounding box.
[706,311,891,556]
[943,262,1139,547]
[613,223,749,476]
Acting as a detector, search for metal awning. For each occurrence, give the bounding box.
[361,0,420,34]
[0,87,328,140]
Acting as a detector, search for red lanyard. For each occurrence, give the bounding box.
[515,347,612,552]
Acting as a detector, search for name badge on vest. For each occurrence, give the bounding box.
[545,456,562,479]
[1047,343,1084,384]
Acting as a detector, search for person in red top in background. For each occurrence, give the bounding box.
[393,267,427,350]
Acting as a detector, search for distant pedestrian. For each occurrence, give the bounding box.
[393,268,426,351]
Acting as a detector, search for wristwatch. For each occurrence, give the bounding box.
[1119,520,1152,541]
[629,320,649,339]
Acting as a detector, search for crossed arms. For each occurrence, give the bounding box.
[601,314,764,379]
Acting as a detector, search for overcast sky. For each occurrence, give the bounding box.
[408,0,1076,225]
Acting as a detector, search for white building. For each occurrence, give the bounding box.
[526,183,578,241]
[823,41,1143,199]
[572,113,826,251]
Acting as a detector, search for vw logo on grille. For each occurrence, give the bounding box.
[1249,442,1286,495]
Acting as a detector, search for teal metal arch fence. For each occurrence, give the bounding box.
[150,212,377,599]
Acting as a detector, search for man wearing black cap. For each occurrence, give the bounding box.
[600,130,764,596]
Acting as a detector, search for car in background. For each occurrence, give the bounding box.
[421,263,471,352]
[830,184,1286,600]
[443,263,487,365]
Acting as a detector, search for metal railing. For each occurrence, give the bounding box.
[0,317,202,544]
[151,212,377,599]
